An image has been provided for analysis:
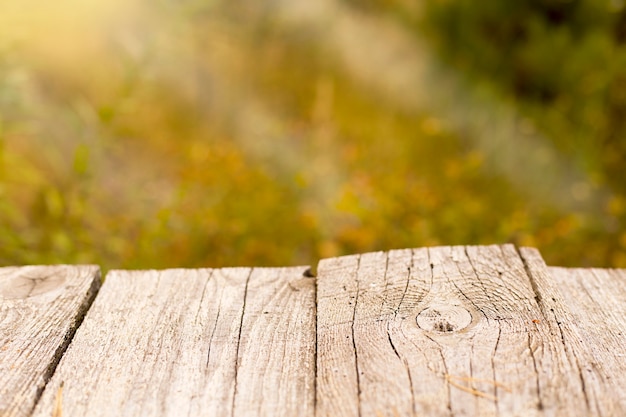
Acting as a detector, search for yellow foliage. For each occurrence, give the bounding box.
[0,1,623,269]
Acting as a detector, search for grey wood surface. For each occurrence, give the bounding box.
[31,267,316,417]
[5,245,626,417]
[520,249,626,417]
[316,244,626,417]
[0,265,100,417]
[547,265,626,413]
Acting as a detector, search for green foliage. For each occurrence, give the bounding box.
[417,0,626,265]
[0,0,625,270]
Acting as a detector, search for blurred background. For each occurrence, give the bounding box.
[0,0,625,270]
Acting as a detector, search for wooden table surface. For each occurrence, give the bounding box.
[1,245,625,416]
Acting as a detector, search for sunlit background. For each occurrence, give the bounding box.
[1,0,625,270]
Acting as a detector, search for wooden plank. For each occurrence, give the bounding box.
[520,249,626,416]
[316,244,624,416]
[31,266,316,417]
[0,265,101,417]
[547,266,626,413]
[233,268,316,416]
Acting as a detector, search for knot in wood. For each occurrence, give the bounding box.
[416,305,472,333]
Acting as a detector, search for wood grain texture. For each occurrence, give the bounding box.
[0,265,101,417]
[316,244,622,417]
[547,266,626,414]
[32,266,315,417]
[519,249,626,417]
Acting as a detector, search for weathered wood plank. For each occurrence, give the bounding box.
[547,266,626,413]
[0,265,100,417]
[32,266,315,417]
[520,249,626,416]
[316,244,625,416]
[233,267,316,416]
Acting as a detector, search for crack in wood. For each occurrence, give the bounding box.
[230,268,253,417]
[527,332,544,411]
[351,255,362,417]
